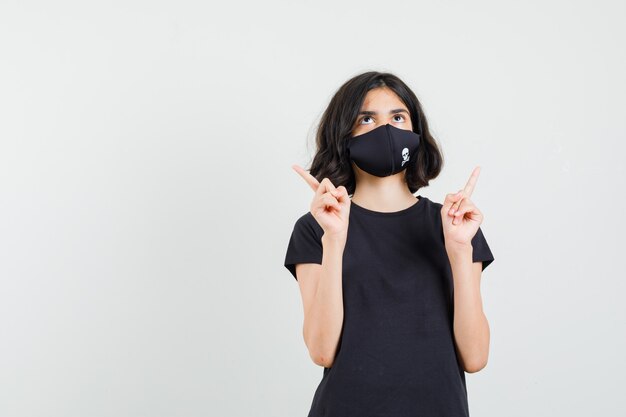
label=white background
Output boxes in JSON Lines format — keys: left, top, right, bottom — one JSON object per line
{"left": 1, "top": 0, "right": 624, "bottom": 416}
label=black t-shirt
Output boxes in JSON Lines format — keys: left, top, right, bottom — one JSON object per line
{"left": 283, "top": 194, "right": 495, "bottom": 417}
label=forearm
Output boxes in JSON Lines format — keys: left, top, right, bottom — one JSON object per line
{"left": 446, "top": 244, "right": 490, "bottom": 373}
{"left": 304, "top": 233, "right": 346, "bottom": 367}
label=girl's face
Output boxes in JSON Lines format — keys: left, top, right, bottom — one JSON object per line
{"left": 351, "top": 87, "right": 413, "bottom": 137}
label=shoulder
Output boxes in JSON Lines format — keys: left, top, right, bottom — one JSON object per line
{"left": 425, "top": 196, "right": 442, "bottom": 210}
{"left": 418, "top": 196, "right": 445, "bottom": 234}
{"left": 420, "top": 195, "right": 443, "bottom": 218}
{"left": 293, "top": 211, "right": 324, "bottom": 238}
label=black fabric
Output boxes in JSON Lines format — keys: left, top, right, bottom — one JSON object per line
{"left": 284, "top": 213, "right": 324, "bottom": 280}
{"left": 283, "top": 195, "right": 495, "bottom": 417}
{"left": 346, "top": 124, "right": 421, "bottom": 177}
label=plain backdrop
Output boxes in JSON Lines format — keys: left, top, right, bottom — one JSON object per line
{"left": 1, "top": 1, "right": 625, "bottom": 416}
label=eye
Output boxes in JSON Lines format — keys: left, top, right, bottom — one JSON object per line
{"left": 393, "top": 114, "right": 406, "bottom": 122}
{"left": 359, "top": 116, "right": 374, "bottom": 125}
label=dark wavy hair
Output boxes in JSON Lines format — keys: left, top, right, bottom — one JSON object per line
{"left": 308, "top": 71, "right": 443, "bottom": 195}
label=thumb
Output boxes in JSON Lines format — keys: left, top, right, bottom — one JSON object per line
{"left": 442, "top": 191, "right": 463, "bottom": 211}
{"left": 335, "top": 186, "right": 348, "bottom": 203}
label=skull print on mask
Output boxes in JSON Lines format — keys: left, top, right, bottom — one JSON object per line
{"left": 346, "top": 123, "right": 421, "bottom": 177}
{"left": 401, "top": 147, "right": 410, "bottom": 166}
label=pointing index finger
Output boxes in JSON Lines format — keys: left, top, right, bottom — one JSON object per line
{"left": 292, "top": 164, "right": 319, "bottom": 192}
{"left": 462, "top": 166, "right": 481, "bottom": 197}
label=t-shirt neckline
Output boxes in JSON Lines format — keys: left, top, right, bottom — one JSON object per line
{"left": 350, "top": 195, "right": 427, "bottom": 217}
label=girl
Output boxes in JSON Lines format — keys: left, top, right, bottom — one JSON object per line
{"left": 284, "top": 71, "right": 495, "bottom": 417}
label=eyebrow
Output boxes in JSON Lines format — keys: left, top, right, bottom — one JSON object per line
{"left": 358, "top": 108, "right": 409, "bottom": 115}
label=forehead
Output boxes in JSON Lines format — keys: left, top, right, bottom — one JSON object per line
{"left": 360, "top": 87, "right": 407, "bottom": 110}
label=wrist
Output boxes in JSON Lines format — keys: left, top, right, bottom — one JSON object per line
{"left": 445, "top": 242, "right": 472, "bottom": 258}
{"left": 322, "top": 232, "right": 347, "bottom": 247}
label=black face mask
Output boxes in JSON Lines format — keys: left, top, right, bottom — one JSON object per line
{"left": 346, "top": 124, "right": 421, "bottom": 177}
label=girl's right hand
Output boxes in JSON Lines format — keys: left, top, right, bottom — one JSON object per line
{"left": 292, "top": 164, "right": 350, "bottom": 239}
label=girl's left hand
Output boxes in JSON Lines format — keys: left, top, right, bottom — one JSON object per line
{"left": 441, "top": 166, "right": 483, "bottom": 248}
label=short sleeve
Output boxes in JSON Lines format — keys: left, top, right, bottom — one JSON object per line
{"left": 284, "top": 213, "right": 324, "bottom": 281}
{"left": 471, "top": 226, "right": 495, "bottom": 271}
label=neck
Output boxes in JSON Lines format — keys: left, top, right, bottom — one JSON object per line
{"left": 351, "top": 170, "right": 417, "bottom": 212}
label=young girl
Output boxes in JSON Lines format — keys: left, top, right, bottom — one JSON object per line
{"left": 284, "top": 71, "right": 495, "bottom": 417}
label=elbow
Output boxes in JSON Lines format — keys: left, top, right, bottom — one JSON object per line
{"left": 463, "top": 357, "right": 488, "bottom": 373}
{"left": 311, "top": 351, "right": 335, "bottom": 368}
{"left": 303, "top": 327, "right": 338, "bottom": 368}
{"left": 305, "top": 337, "right": 336, "bottom": 368}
